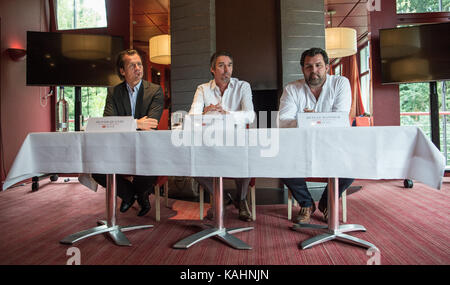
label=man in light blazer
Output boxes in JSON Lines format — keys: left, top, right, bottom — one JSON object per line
{"left": 92, "top": 49, "right": 164, "bottom": 217}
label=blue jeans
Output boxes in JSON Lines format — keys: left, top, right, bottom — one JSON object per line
{"left": 281, "top": 177, "right": 354, "bottom": 209}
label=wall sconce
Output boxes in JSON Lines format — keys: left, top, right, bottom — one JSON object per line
{"left": 7, "top": 48, "right": 27, "bottom": 61}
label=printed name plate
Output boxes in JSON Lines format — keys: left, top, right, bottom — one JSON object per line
{"left": 85, "top": 116, "right": 137, "bottom": 132}
{"left": 297, "top": 112, "right": 350, "bottom": 128}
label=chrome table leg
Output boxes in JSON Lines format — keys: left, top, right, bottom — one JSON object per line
{"left": 173, "top": 177, "right": 253, "bottom": 250}
{"left": 60, "top": 174, "right": 153, "bottom": 246}
{"left": 292, "top": 178, "right": 378, "bottom": 251}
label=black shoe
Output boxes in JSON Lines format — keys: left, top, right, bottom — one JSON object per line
{"left": 137, "top": 204, "right": 151, "bottom": 217}
{"left": 120, "top": 197, "right": 135, "bottom": 213}
{"left": 137, "top": 192, "right": 151, "bottom": 217}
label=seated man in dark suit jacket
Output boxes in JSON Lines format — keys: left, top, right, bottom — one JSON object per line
{"left": 92, "top": 49, "right": 164, "bottom": 217}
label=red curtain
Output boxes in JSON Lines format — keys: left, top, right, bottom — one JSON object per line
{"left": 341, "top": 54, "right": 365, "bottom": 118}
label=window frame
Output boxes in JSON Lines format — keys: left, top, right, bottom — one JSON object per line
{"left": 331, "top": 59, "right": 342, "bottom": 76}
{"left": 358, "top": 41, "right": 371, "bottom": 114}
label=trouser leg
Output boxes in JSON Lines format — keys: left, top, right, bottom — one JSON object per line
{"left": 281, "top": 178, "right": 314, "bottom": 207}
{"left": 132, "top": 175, "right": 157, "bottom": 208}
{"left": 194, "top": 177, "right": 214, "bottom": 195}
{"left": 132, "top": 175, "right": 157, "bottom": 196}
{"left": 92, "top": 173, "right": 134, "bottom": 203}
{"left": 194, "top": 177, "right": 250, "bottom": 202}
{"left": 318, "top": 178, "right": 354, "bottom": 209}
{"left": 234, "top": 178, "right": 250, "bottom": 201}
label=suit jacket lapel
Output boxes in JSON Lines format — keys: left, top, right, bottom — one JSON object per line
{"left": 120, "top": 82, "right": 133, "bottom": 116}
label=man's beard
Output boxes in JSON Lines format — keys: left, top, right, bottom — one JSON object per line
{"left": 306, "top": 73, "right": 325, "bottom": 87}
{"left": 221, "top": 73, "right": 231, "bottom": 83}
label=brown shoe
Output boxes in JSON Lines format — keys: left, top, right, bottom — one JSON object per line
{"left": 238, "top": 200, "right": 252, "bottom": 222}
{"left": 295, "top": 203, "right": 316, "bottom": 224}
{"left": 318, "top": 203, "right": 328, "bottom": 222}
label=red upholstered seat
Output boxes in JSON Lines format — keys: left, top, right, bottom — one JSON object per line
{"left": 157, "top": 109, "right": 169, "bottom": 130}
{"left": 154, "top": 109, "right": 170, "bottom": 221}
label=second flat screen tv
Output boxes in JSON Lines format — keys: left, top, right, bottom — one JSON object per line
{"left": 27, "top": 31, "right": 124, "bottom": 87}
{"left": 380, "top": 22, "right": 450, "bottom": 84}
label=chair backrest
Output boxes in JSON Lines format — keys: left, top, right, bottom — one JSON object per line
{"left": 351, "top": 116, "right": 373, "bottom": 127}
{"left": 355, "top": 116, "right": 373, "bottom": 126}
{"left": 157, "top": 109, "right": 169, "bottom": 130}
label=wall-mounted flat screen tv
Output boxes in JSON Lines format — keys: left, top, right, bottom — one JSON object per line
{"left": 27, "top": 31, "right": 124, "bottom": 87}
{"left": 380, "top": 22, "right": 450, "bottom": 84}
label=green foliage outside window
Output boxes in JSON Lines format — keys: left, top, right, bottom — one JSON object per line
{"left": 58, "top": 87, "right": 108, "bottom": 131}
{"left": 397, "top": 0, "right": 450, "bottom": 13}
{"left": 400, "top": 82, "right": 450, "bottom": 165}
{"left": 56, "top": 0, "right": 107, "bottom": 30}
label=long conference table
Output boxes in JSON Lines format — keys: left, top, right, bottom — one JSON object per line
{"left": 3, "top": 127, "right": 445, "bottom": 250}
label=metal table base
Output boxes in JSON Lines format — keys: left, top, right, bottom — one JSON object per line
{"left": 60, "top": 174, "right": 153, "bottom": 246}
{"left": 292, "top": 178, "right": 379, "bottom": 251}
{"left": 173, "top": 177, "right": 253, "bottom": 250}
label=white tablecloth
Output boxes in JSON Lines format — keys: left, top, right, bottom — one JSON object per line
{"left": 3, "top": 126, "right": 445, "bottom": 190}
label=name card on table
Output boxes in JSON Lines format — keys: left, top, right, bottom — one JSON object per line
{"left": 85, "top": 116, "right": 137, "bottom": 132}
{"left": 297, "top": 112, "right": 350, "bottom": 128}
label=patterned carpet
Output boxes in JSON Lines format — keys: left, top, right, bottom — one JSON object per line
{"left": 0, "top": 178, "right": 448, "bottom": 265}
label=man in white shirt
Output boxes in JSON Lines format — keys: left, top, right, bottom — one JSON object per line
{"left": 188, "top": 51, "right": 255, "bottom": 222}
{"left": 279, "top": 47, "right": 354, "bottom": 224}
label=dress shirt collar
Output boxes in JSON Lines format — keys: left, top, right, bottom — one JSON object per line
{"left": 126, "top": 80, "right": 142, "bottom": 94}
{"left": 210, "top": 78, "right": 236, "bottom": 92}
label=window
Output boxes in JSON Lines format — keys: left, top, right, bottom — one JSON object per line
{"left": 58, "top": 87, "right": 108, "bottom": 131}
{"left": 359, "top": 43, "right": 371, "bottom": 113}
{"left": 396, "top": 0, "right": 450, "bottom": 167}
{"left": 397, "top": 0, "right": 450, "bottom": 13}
{"left": 56, "top": 0, "right": 107, "bottom": 30}
{"left": 333, "top": 60, "right": 342, "bottom": 76}
{"left": 54, "top": 0, "right": 110, "bottom": 130}
{"left": 400, "top": 81, "right": 450, "bottom": 166}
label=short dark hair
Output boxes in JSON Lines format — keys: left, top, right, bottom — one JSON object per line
{"left": 300, "top": 47, "right": 329, "bottom": 67}
{"left": 210, "top": 51, "right": 233, "bottom": 70}
{"left": 116, "top": 49, "right": 142, "bottom": 80}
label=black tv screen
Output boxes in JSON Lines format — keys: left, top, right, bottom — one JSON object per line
{"left": 27, "top": 31, "right": 124, "bottom": 87}
{"left": 380, "top": 22, "right": 450, "bottom": 84}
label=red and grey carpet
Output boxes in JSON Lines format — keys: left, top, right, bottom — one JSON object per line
{"left": 0, "top": 178, "right": 448, "bottom": 265}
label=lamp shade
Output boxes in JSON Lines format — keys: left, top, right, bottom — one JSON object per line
{"left": 149, "top": 34, "right": 171, "bottom": 65}
{"left": 325, "top": 27, "right": 357, "bottom": 58}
